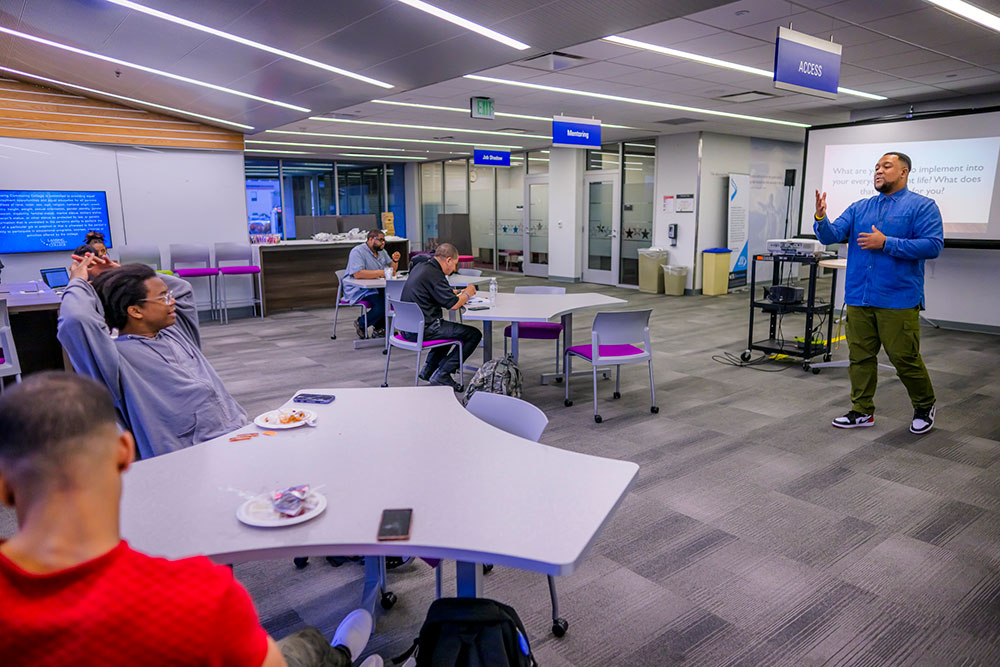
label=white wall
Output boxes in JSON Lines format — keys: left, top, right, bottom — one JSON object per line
{"left": 547, "top": 148, "right": 585, "bottom": 280}
{"left": 0, "top": 137, "right": 248, "bottom": 308}
{"left": 653, "top": 133, "right": 700, "bottom": 289}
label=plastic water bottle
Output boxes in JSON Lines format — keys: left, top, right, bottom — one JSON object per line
{"left": 489, "top": 277, "right": 498, "bottom": 306}
{"left": 384, "top": 266, "right": 392, "bottom": 280}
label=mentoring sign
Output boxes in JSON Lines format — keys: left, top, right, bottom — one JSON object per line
{"left": 552, "top": 116, "right": 601, "bottom": 149}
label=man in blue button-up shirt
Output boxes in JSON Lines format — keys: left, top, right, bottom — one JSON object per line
{"left": 814, "top": 151, "right": 943, "bottom": 435}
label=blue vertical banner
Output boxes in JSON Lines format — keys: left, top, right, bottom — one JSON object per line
{"left": 551, "top": 116, "right": 601, "bottom": 149}
{"left": 728, "top": 174, "right": 750, "bottom": 289}
{"left": 773, "top": 26, "right": 842, "bottom": 99}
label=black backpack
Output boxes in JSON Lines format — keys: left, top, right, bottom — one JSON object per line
{"left": 394, "top": 598, "right": 537, "bottom": 667}
{"left": 462, "top": 354, "right": 523, "bottom": 405}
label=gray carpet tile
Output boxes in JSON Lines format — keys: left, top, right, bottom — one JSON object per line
{"left": 3, "top": 271, "right": 1000, "bottom": 665}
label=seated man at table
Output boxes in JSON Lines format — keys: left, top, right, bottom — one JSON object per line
{"left": 344, "top": 229, "right": 400, "bottom": 339}
{"left": 57, "top": 253, "right": 248, "bottom": 459}
{"left": 400, "top": 243, "right": 481, "bottom": 391}
{"left": 0, "top": 373, "right": 383, "bottom": 667}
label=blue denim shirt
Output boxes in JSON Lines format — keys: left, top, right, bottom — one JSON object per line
{"left": 343, "top": 242, "right": 391, "bottom": 303}
{"left": 814, "top": 187, "right": 943, "bottom": 308}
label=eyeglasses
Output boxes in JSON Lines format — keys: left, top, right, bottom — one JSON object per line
{"left": 139, "top": 290, "right": 175, "bottom": 305}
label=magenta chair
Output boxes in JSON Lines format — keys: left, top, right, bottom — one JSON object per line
{"left": 382, "top": 299, "right": 465, "bottom": 389}
{"left": 564, "top": 309, "right": 658, "bottom": 423}
{"left": 504, "top": 285, "right": 566, "bottom": 377}
{"left": 169, "top": 244, "right": 219, "bottom": 319}
{"left": 214, "top": 242, "right": 262, "bottom": 324}
{"left": 331, "top": 269, "right": 371, "bottom": 340}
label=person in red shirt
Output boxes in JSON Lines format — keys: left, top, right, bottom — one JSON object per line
{"left": 0, "top": 372, "right": 382, "bottom": 667}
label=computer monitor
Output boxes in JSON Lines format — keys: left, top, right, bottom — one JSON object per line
{"left": 39, "top": 267, "right": 70, "bottom": 289}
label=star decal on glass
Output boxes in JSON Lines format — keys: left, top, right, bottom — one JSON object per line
{"left": 625, "top": 228, "right": 634, "bottom": 238}
{"left": 512, "top": 226, "right": 518, "bottom": 233}
{"left": 641, "top": 229, "right": 650, "bottom": 239}
{"left": 502, "top": 225, "right": 508, "bottom": 233}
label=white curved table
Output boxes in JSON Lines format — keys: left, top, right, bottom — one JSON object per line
{"left": 121, "top": 387, "right": 638, "bottom": 621}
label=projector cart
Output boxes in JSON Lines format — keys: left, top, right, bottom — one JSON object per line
{"left": 742, "top": 254, "right": 836, "bottom": 373}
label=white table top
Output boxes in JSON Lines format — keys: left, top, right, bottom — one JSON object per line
{"left": 343, "top": 275, "right": 490, "bottom": 289}
{"left": 460, "top": 292, "right": 627, "bottom": 323}
{"left": 818, "top": 258, "right": 847, "bottom": 269}
{"left": 120, "top": 387, "right": 638, "bottom": 575}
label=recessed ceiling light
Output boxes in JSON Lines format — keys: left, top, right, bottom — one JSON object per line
{"left": 924, "top": 0, "right": 1000, "bottom": 32}
{"left": 336, "top": 153, "right": 427, "bottom": 160}
{"left": 308, "top": 116, "right": 549, "bottom": 138}
{"left": 464, "top": 74, "right": 811, "bottom": 128}
{"left": 370, "top": 99, "right": 637, "bottom": 129}
{"left": 395, "top": 0, "right": 529, "bottom": 50}
{"left": 0, "top": 65, "right": 253, "bottom": 129}
{"left": 0, "top": 26, "right": 310, "bottom": 112}
{"left": 265, "top": 129, "right": 522, "bottom": 149}
{"left": 603, "top": 35, "right": 886, "bottom": 101}
{"left": 105, "top": 0, "right": 393, "bottom": 88}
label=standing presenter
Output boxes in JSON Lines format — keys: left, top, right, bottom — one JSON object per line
{"left": 814, "top": 151, "right": 943, "bottom": 434}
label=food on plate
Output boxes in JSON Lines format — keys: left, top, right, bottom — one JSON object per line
{"left": 271, "top": 484, "right": 311, "bottom": 517}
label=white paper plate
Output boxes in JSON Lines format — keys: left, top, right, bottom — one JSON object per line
{"left": 236, "top": 491, "right": 327, "bottom": 528}
{"left": 253, "top": 408, "right": 316, "bottom": 429}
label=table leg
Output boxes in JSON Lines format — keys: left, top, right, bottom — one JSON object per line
{"left": 511, "top": 322, "right": 519, "bottom": 363}
{"left": 360, "top": 556, "right": 384, "bottom": 625}
{"left": 455, "top": 561, "right": 483, "bottom": 597}
{"left": 482, "top": 321, "right": 493, "bottom": 364}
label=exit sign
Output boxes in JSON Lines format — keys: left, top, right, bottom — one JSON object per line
{"left": 471, "top": 96, "right": 494, "bottom": 120}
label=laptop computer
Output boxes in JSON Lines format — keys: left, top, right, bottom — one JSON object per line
{"left": 39, "top": 267, "right": 71, "bottom": 293}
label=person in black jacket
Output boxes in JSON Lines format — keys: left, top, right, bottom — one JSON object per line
{"left": 400, "top": 243, "right": 481, "bottom": 390}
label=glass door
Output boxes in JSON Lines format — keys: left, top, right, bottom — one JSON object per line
{"left": 582, "top": 172, "right": 621, "bottom": 285}
{"left": 523, "top": 175, "right": 549, "bottom": 277}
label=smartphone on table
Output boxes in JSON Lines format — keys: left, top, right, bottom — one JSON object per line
{"left": 292, "top": 393, "right": 336, "bottom": 404}
{"left": 377, "top": 509, "right": 413, "bottom": 541}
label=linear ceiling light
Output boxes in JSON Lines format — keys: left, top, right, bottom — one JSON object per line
{"left": 105, "top": 0, "right": 393, "bottom": 89}
{"left": 246, "top": 140, "right": 399, "bottom": 151}
{"left": 603, "top": 35, "right": 886, "bottom": 101}
{"left": 309, "top": 116, "right": 548, "bottom": 138}
{"left": 395, "top": 0, "right": 529, "bottom": 50}
{"left": 0, "top": 26, "right": 310, "bottom": 112}
{"left": 245, "top": 149, "right": 312, "bottom": 154}
{"left": 0, "top": 65, "right": 253, "bottom": 129}
{"left": 464, "top": 74, "right": 810, "bottom": 128}
{"left": 266, "top": 129, "right": 522, "bottom": 149}
{"left": 370, "top": 100, "right": 636, "bottom": 129}
{"left": 336, "top": 153, "right": 427, "bottom": 160}
{"left": 925, "top": 0, "right": 1000, "bottom": 32}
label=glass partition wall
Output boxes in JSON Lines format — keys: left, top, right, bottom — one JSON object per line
{"left": 244, "top": 159, "right": 406, "bottom": 240}
{"left": 414, "top": 140, "right": 656, "bottom": 279}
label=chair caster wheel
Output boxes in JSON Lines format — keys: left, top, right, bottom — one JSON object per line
{"left": 564, "top": 399, "right": 573, "bottom": 407}
{"left": 293, "top": 557, "right": 309, "bottom": 569}
{"left": 483, "top": 563, "right": 494, "bottom": 574}
{"left": 555, "top": 377, "right": 563, "bottom": 383}
{"left": 382, "top": 349, "right": 388, "bottom": 355}
{"left": 812, "top": 368, "right": 821, "bottom": 375}
{"left": 552, "top": 618, "right": 568, "bottom": 637}
{"left": 651, "top": 406, "right": 659, "bottom": 414}
{"left": 613, "top": 391, "right": 621, "bottom": 399}
{"left": 457, "top": 385, "right": 464, "bottom": 393}
{"left": 380, "top": 592, "right": 397, "bottom": 610}
{"left": 380, "top": 383, "right": 388, "bottom": 388}
{"left": 594, "top": 415, "right": 602, "bottom": 424}
{"left": 331, "top": 335, "right": 337, "bottom": 340}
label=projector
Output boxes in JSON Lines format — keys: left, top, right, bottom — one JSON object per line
{"left": 766, "top": 238, "right": 824, "bottom": 256}
{"left": 767, "top": 285, "right": 804, "bottom": 304}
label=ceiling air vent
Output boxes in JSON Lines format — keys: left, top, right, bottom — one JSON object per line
{"left": 656, "top": 117, "right": 702, "bottom": 125}
{"left": 517, "top": 51, "right": 590, "bottom": 72}
{"left": 715, "top": 91, "right": 777, "bottom": 103}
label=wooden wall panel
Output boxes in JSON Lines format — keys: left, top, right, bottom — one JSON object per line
{"left": 0, "top": 77, "right": 244, "bottom": 150}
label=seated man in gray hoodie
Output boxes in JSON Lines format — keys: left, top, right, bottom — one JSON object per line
{"left": 57, "top": 253, "right": 247, "bottom": 458}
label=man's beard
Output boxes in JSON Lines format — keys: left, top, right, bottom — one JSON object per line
{"left": 875, "top": 180, "right": 893, "bottom": 193}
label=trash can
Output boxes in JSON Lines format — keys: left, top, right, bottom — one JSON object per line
{"left": 662, "top": 265, "right": 688, "bottom": 296}
{"left": 702, "top": 248, "right": 732, "bottom": 295}
{"left": 637, "top": 247, "right": 669, "bottom": 294}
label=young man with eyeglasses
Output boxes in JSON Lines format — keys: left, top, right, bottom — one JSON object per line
{"left": 57, "top": 254, "right": 247, "bottom": 458}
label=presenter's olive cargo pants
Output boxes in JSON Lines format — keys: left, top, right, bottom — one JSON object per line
{"left": 846, "top": 305, "right": 935, "bottom": 415}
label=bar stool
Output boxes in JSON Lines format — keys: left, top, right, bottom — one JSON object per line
{"left": 118, "top": 244, "right": 174, "bottom": 276}
{"left": 169, "top": 244, "right": 219, "bottom": 319}
{"left": 214, "top": 242, "right": 263, "bottom": 324}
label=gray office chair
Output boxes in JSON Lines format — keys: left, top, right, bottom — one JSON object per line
{"left": 504, "top": 285, "right": 566, "bottom": 375}
{"left": 382, "top": 299, "right": 465, "bottom": 389}
{"left": 564, "top": 309, "right": 658, "bottom": 423}
{"left": 332, "top": 269, "right": 370, "bottom": 340}
{"left": 382, "top": 278, "right": 406, "bottom": 354}
{"left": 463, "top": 392, "right": 568, "bottom": 637}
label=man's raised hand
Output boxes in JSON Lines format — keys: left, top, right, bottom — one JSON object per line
{"left": 815, "top": 190, "right": 827, "bottom": 219}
